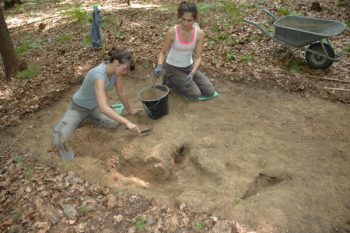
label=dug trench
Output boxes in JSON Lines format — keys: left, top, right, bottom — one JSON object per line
{"left": 1, "top": 66, "right": 350, "bottom": 233}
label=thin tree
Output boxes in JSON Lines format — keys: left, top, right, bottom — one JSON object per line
{"left": 0, "top": 7, "right": 19, "bottom": 80}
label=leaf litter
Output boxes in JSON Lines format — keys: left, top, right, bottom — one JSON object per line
{"left": 0, "top": 149, "right": 248, "bottom": 232}
{"left": 0, "top": 0, "right": 349, "bottom": 232}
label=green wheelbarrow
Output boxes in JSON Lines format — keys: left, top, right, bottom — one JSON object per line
{"left": 244, "top": 10, "right": 347, "bottom": 69}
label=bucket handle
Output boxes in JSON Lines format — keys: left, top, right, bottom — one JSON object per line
{"left": 142, "top": 98, "right": 161, "bottom": 118}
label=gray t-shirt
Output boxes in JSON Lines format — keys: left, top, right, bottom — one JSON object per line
{"left": 73, "top": 62, "right": 116, "bottom": 109}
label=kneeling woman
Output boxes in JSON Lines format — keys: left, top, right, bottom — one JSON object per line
{"left": 52, "top": 48, "right": 140, "bottom": 150}
{"left": 154, "top": 1, "right": 216, "bottom": 99}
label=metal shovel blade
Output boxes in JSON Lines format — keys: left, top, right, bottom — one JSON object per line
{"left": 59, "top": 149, "right": 75, "bottom": 161}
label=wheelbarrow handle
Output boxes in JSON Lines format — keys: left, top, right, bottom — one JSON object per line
{"left": 243, "top": 19, "right": 273, "bottom": 39}
{"left": 262, "top": 9, "right": 277, "bottom": 23}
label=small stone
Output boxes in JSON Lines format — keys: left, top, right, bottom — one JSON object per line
{"left": 89, "top": 219, "right": 100, "bottom": 231}
{"left": 73, "top": 177, "right": 83, "bottom": 184}
{"left": 146, "top": 215, "right": 155, "bottom": 225}
{"left": 114, "top": 214, "right": 124, "bottom": 223}
{"left": 128, "top": 226, "right": 136, "bottom": 233}
{"left": 25, "top": 186, "right": 32, "bottom": 193}
{"left": 67, "top": 219, "right": 76, "bottom": 225}
{"left": 61, "top": 204, "right": 77, "bottom": 219}
{"left": 211, "top": 216, "right": 218, "bottom": 222}
{"left": 74, "top": 223, "right": 87, "bottom": 233}
{"left": 179, "top": 203, "right": 186, "bottom": 211}
{"left": 107, "top": 194, "right": 117, "bottom": 208}
{"left": 102, "top": 228, "right": 113, "bottom": 233}
{"left": 212, "top": 220, "right": 234, "bottom": 233}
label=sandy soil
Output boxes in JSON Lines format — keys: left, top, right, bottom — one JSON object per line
{"left": 1, "top": 67, "right": 350, "bottom": 233}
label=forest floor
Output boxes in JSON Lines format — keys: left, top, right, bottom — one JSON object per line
{"left": 0, "top": 0, "right": 350, "bottom": 232}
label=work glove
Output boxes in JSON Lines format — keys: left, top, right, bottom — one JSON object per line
{"left": 185, "top": 72, "right": 194, "bottom": 87}
{"left": 153, "top": 64, "right": 164, "bottom": 78}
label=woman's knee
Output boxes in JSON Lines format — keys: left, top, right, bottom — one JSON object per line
{"left": 99, "top": 119, "right": 119, "bottom": 128}
{"left": 201, "top": 86, "right": 215, "bottom": 97}
{"left": 52, "top": 131, "right": 64, "bottom": 149}
{"left": 183, "top": 87, "right": 201, "bottom": 99}
{"left": 52, "top": 123, "right": 65, "bottom": 149}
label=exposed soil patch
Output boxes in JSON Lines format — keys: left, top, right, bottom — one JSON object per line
{"left": 241, "top": 173, "right": 291, "bottom": 200}
{"left": 1, "top": 66, "right": 349, "bottom": 233}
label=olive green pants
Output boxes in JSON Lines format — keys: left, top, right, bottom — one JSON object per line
{"left": 52, "top": 101, "right": 118, "bottom": 149}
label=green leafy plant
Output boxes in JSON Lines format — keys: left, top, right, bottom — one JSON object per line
{"left": 217, "top": 32, "right": 229, "bottom": 41}
{"left": 250, "top": 35, "right": 258, "bottom": 43}
{"left": 12, "top": 211, "right": 21, "bottom": 221}
{"left": 208, "top": 39, "right": 218, "bottom": 49}
{"left": 25, "top": 11, "right": 35, "bottom": 17}
{"left": 278, "top": 7, "right": 290, "bottom": 16}
{"left": 63, "top": 4, "right": 91, "bottom": 23}
{"left": 112, "top": 30, "right": 125, "bottom": 40}
{"left": 192, "top": 221, "right": 203, "bottom": 231}
{"left": 285, "top": 60, "right": 305, "bottom": 73}
{"left": 55, "top": 34, "right": 72, "bottom": 44}
{"left": 16, "top": 38, "right": 33, "bottom": 54}
{"left": 82, "top": 36, "right": 92, "bottom": 48}
{"left": 289, "top": 64, "right": 302, "bottom": 73}
{"left": 197, "top": 2, "right": 222, "bottom": 15}
{"left": 290, "top": 11, "right": 303, "bottom": 16}
{"left": 25, "top": 168, "right": 34, "bottom": 178}
{"left": 143, "top": 62, "right": 150, "bottom": 69}
{"left": 239, "top": 54, "right": 254, "bottom": 63}
{"left": 16, "top": 37, "right": 42, "bottom": 55}
{"left": 135, "top": 216, "right": 146, "bottom": 231}
{"left": 223, "top": 0, "right": 242, "bottom": 24}
{"left": 14, "top": 3, "right": 23, "bottom": 13}
{"left": 116, "top": 188, "right": 125, "bottom": 193}
{"left": 226, "top": 51, "right": 236, "bottom": 61}
{"left": 14, "top": 155, "right": 22, "bottom": 164}
{"left": 17, "top": 65, "right": 40, "bottom": 79}
{"left": 29, "top": 38, "right": 42, "bottom": 49}
{"left": 345, "top": 18, "right": 350, "bottom": 27}
{"left": 242, "top": 2, "right": 261, "bottom": 9}
{"left": 101, "top": 15, "right": 117, "bottom": 28}
{"left": 234, "top": 198, "right": 240, "bottom": 205}
{"left": 79, "top": 207, "right": 93, "bottom": 214}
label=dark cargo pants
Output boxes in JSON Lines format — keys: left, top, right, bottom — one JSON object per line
{"left": 163, "top": 63, "right": 215, "bottom": 99}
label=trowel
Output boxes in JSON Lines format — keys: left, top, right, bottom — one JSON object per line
{"left": 140, "top": 127, "right": 152, "bottom": 135}
{"left": 59, "top": 144, "right": 75, "bottom": 161}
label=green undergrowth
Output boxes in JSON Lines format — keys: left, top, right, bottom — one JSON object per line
{"left": 62, "top": 3, "right": 91, "bottom": 23}
{"left": 16, "top": 65, "right": 40, "bottom": 79}
{"left": 285, "top": 60, "right": 305, "bottom": 73}
{"left": 82, "top": 35, "right": 92, "bottom": 48}
{"left": 345, "top": 18, "right": 350, "bottom": 27}
{"left": 55, "top": 34, "right": 73, "bottom": 44}
{"left": 16, "top": 37, "right": 42, "bottom": 55}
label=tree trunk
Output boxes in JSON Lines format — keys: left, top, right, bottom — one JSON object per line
{"left": 0, "top": 7, "right": 18, "bottom": 80}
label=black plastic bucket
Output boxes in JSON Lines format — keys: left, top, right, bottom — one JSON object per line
{"left": 138, "top": 85, "right": 170, "bottom": 120}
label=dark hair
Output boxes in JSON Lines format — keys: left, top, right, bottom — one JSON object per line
{"left": 108, "top": 48, "right": 135, "bottom": 71}
{"left": 177, "top": 1, "right": 197, "bottom": 20}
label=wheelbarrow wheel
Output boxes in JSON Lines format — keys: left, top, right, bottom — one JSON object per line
{"left": 305, "top": 43, "right": 335, "bottom": 69}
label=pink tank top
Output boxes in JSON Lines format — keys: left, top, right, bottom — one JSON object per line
{"left": 166, "top": 25, "right": 198, "bottom": 67}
